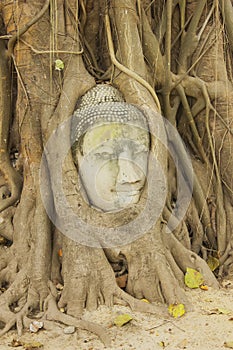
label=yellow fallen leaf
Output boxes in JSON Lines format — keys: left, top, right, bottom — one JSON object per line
{"left": 158, "top": 341, "right": 165, "bottom": 348}
{"left": 200, "top": 285, "right": 208, "bottom": 291}
{"left": 184, "top": 267, "right": 204, "bottom": 288}
{"left": 141, "top": 298, "right": 150, "bottom": 303}
{"left": 114, "top": 314, "right": 133, "bottom": 327}
{"left": 224, "top": 341, "right": 233, "bottom": 348}
{"left": 168, "top": 303, "right": 185, "bottom": 318}
{"left": 218, "top": 308, "right": 231, "bottom": 315}
{"left": 207, "top": 256, "right": 220, "bottom": 271}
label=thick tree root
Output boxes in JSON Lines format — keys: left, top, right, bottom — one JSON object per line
{"left": 43, "top": 284, "right": 165, "bottom": 346}
{"left": 0, "top": 269, "right": 29, "bottom": 336}
{"left": 0, "top": 40, "right": 23, "bottom": 213}
{"left": 0, "top": 313, "right": 17, "bottom": 337}
{"left": 0, "top": 279, "right": 111, "bottom": 347}
{"left": 44, "top": 292, "right": 111, "bottom": 347}
{"left": 0, "top": 246, "right": 17, "bottom": 286}
{"left": 163, "top": 230, "right": 219, "bottom": 289}
{"left": 0, "top": 206, "right": 15, "bottom": 241}
{"left": 115, "top": 288, "right": 167, "bottom": 315}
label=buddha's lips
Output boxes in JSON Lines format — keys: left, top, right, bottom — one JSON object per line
{"left": 116, "top": 190, "right": 141, "bottom": 196}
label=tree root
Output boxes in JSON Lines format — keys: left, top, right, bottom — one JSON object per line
{"left": 0, "top": 313, "right": 17, "bottom": 337}
{"left": 7, "top": 0, "right": 50, "bottom": 56}
{"left": 0, "top": 282, "right": 112, "bottom": 346}
{"left": 0, "top": 206, "right": 15, "bottom": 241}
{"left": 44, "top": 286, "right": 111, "bottom": 347}
{"left": 106, "top": 4, "right": 161, "bottom": 112}
{"left": 163, "top": 230, "right": 219, "bottom": 289}
{"left": 1, "top": 279, "right": 111, "bottom": 347}
{"left": 0, "top": 39, "right": 23, "bottom": 213}
{"left": 0, "top": 273, "right": 166, "bottom": 348}
{"left": 0, "top": 269, "right": 29, "bottom": 336}
{"left": 0, "top": 246, "right": 17, "bottom": 287}
{"left": 49, "top": 281, "right": 166, "bottom": 345}
{"left": 115, "top": 288, "right": 166, "bottom": 315}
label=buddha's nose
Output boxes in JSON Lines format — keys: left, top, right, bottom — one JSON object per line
{"left": 117, "top": 152, "right": 142, "bottom": 185}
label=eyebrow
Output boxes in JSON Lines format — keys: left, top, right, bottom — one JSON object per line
{"left": 93, "top": 146, "right": 115, "bottom": 154}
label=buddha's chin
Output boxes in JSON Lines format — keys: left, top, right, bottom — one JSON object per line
{"left": 90, "top": 191, "right": 142, "bottom": 213}
{"left": 113, "top": 191, "right": 141, "bottom": 210}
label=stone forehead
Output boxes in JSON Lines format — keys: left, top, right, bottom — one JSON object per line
{"left": 71, "top": 102, "right": 148, "bottom": 143}
{"left": 71, "top": 84, "right": 148, "bottom": 143}
{"left": 77, "top": 84, "right": 125, "bottom": 108}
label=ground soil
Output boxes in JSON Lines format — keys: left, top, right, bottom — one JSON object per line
{"left": 1, "top": 280, "right": 233, "bottom": 350}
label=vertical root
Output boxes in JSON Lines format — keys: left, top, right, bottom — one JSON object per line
{"left": 44, "top": 287, "right": 111, "bottom": 347}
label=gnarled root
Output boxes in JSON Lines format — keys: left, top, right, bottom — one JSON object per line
{"left": 0, "top": 269, "right": 29, "bottom": 336}
{"left": 117, "top": 224, "right": 189, "bottom": 308}
{"left": 0, "top": 273, "right": 112, "bottom": 346}
{"left": 0, "top": 206, "right": 15, "bottom": 241}
{"left": 163, "top": 228, "right": 219, "bottom": 289}
{"left": 59, "top": 238, "right": 165, "bottom": 317}
{"left": 0, "top": 246, "right": 18, "bottom": 288}
{"left": 43, "top": 282, "right": 111, "bottom": 347}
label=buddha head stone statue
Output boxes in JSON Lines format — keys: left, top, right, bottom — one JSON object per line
{"left": 71, "top": 84, "right": 150, "bottom": 212}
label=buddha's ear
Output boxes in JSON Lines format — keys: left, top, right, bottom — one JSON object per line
{"left": 71, "top": 132, "right": 85, "bottom": 157}
{"left": 71, "top": 142, "right": 81, "bottom": 167}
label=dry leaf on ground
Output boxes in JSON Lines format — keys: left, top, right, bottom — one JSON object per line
{"left": 184, "top": 268, "right": 204, "bottom": 289}
{"left": 207, "top": 256, "right": 220, "bottom": 271}
{"left": 114, "top": 314, "right": 133, "bottom": 327}
{"left": 224, "top": 341, "right": 233, "bottom": 348}
{"left": 168, "top": 304, "right": 185, "bottom": 318}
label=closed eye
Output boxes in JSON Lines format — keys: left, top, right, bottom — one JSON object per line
{"left": 133, "top": 148, "right": 148, "bottom": 156}
{"left": 94, "top": 152, "right": 115, "bottom": 159}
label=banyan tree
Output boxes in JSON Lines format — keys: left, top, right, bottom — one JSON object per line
{"left": 0, "top": 0, "right": 232, "bottom": 345}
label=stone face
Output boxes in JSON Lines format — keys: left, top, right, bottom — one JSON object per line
{"left": 71, "top": 84, "right": 150, "bottom": 213}
{"left": 76, "top": 123, "right": 149, "bottom": 212}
